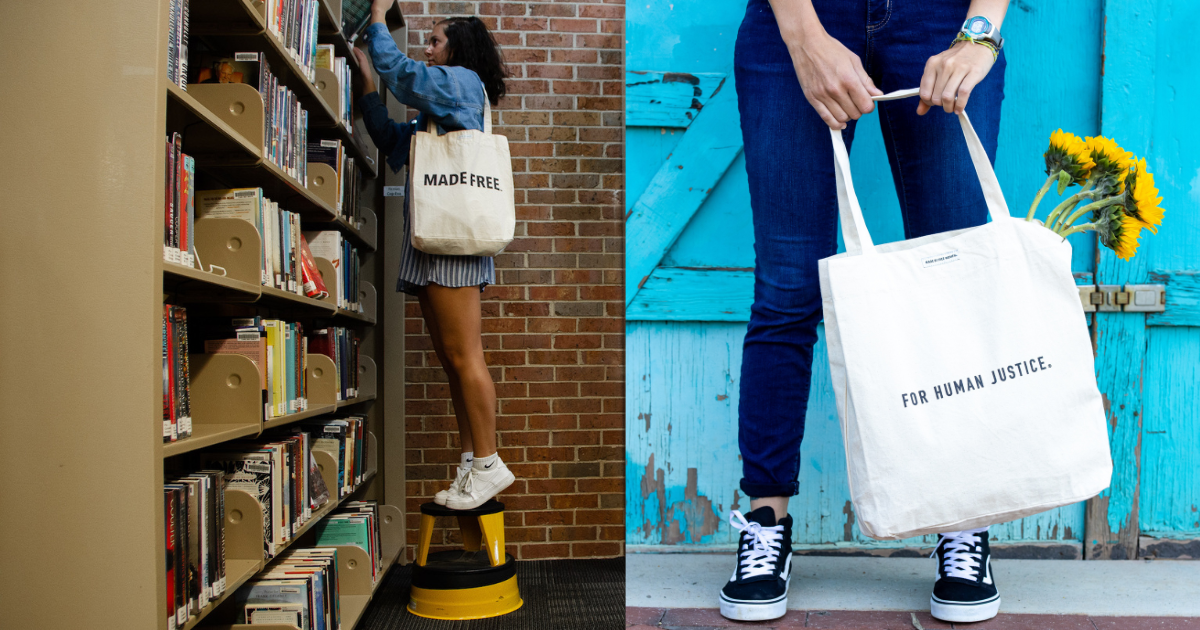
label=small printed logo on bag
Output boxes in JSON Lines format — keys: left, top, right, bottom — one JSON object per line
{"left": 921, "top": 250, "right": 960, "bottom": 268}
{"left": 423, "top": 171, "right": 502, "bottom": 191}
{"left": 900, "top": 356, "right": 1053, "bottom": 408}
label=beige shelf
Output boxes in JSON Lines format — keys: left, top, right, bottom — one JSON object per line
{"left": 261, "top": 403, "right": 338, "bottom": 431}
{"left": 258, "top": 285, "right": 338, "bottom": 314}
{"left": 336, "top": 393, "right": 376, "bottom": 408}
{"left": 163, "top": 261, "right": 262, "bottom": 302}
{"left": 163, "top": 422, "right": 261, "bottom": 458}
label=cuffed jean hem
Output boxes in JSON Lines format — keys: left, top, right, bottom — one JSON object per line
{"left": 740, "top": 479, "right": 800, "bottom": 499}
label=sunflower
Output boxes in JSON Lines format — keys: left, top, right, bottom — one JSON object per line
{"left": 1085, "top": 136, "right": 1134, "bottom": 196}
{"left": 1123, "top": 157, "right": 1164, "bottom": 234}
{"left": 1093, "top": 204, "right": 1143, "bottom": 261}
{"left": 1044, "top": 129, "right": 1094, "bottom": 184}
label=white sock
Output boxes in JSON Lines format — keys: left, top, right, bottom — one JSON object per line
{"left": 473, "top": 452, "right": 499, "bottom": 471}
{"left": 460, "top": 451, "right": 474, "bottom": 472}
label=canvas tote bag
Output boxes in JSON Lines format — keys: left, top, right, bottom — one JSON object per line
{"left": 408, "top": 83, "right": 515, "bottom": 256}
{"left": 818, "top": 88, "right": 1112, "bottom": 540}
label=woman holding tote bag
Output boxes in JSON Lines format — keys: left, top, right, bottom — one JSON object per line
{"left": 719, "top": 0, "right": 1026, "bottom": 624}
{"left": 354, "top": 0, "right": 514, "bottom": 510}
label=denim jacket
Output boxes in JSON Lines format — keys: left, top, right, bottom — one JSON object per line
{"left": 361, "top": 22, "right": 488, "bottom": 173}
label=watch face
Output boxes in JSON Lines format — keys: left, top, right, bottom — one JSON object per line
{"left": 968, "top": 17, "right": 990, "bottom": 34}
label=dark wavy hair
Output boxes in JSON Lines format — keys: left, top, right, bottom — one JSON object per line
{"left": 439, "top": 17, "right": 508, "bottom": 106}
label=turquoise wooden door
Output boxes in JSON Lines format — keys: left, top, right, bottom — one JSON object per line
{"left": 626, "top": 0, "right": 1200, "bottom": 558}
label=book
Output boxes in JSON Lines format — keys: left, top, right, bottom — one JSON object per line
{"left": 231, "top": 579, "right": 312, "bottom": 628}
{"left": 163, "top": 304, "right": 192, "bottom": 442}
{"left": 202, "top": 451, "right": 277, "bottom": 558}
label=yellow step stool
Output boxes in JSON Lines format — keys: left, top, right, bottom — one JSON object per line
{"left": 408, "top": 499, "right": 523, "bottom": 620}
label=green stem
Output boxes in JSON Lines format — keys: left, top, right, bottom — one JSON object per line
{"left": 1052, "top": 181, "right": 1097, "bottom": 232}
{"left": 1059, "top": 223, "right": 1096, "bottom": 239}
{"left": 1027, "top": 173, "right": 1058, "bottom": 221}
{"left": 1056, "top": 194, "right": 1126, "bottom": 234}
{"left": 1044, "top": 191, "right": 1093, "bottom": 233}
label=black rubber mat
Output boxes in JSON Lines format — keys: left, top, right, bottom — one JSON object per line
{"left": 357, "top": 557, "right": 625, "bottom": 630}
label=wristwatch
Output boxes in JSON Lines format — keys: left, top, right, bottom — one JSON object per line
{"left": 960, "top": 16, "right": 1003, "bottom": 50}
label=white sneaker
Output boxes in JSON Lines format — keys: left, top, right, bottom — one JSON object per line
{"left": 445, "top": 459, "right": 515, "bottom": 510}
{"left": 434, "top": 466, "right": 471, "bottom": 505}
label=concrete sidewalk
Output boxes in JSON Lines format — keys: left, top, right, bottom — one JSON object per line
{"left": 627, "top": 553, "right": 1200, "bottom": 627}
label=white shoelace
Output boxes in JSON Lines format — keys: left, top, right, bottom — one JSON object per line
{"left": 932, "top": 529, "right": 986, "bottom": 580}
{"left": 730, "top": 510, "right": 785, "bottom": 579}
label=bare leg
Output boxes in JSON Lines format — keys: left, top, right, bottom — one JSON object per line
{"left": 751, "top": 497, "right": 789, "bottom": 522}
{"left": 419, "top": 283, "right": 497, "bottom": 456}
{"left": 417, "top": 290, "right": 474, "bottom": 453}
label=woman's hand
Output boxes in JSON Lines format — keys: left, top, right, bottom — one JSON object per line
{"left": 787, "top": 27, "right": 882, "bottom": 130}
{"left": 353, "top": 47, "right": 377, "bottom": 95}
{"left": 918, "top": 41, "right": 996, "bottom": 115}
{"left": 370, "top": 0, "right": 393, "bottom": 24}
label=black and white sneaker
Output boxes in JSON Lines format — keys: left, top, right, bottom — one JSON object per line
{"left": 930, "top": 527, "right": 1001, "bottom": 623}
{"left": 718, "top": 506, "right": 793, "bottom": 621}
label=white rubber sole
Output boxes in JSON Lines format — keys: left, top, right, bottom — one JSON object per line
{"left": 930, "top": 595, "right": 1001, "bottom": 623}
{"left": 718, "top": 593, "right": 788, "bottom": 621}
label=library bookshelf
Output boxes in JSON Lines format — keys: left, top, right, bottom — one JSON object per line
{"left": 0, "top": 2, "right": 407, "bottom": 629}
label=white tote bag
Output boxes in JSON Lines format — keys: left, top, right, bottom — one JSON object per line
{"left": 409, "top": 83, "right": 515, "bottom": 256}
{"left": 818, "top": 89, "right": 1112, "bottom": 540}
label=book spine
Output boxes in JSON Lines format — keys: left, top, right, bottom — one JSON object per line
{"left": 167, "top": 0, "right": 178, "bottom": 86}
{"left": 184, "top": 155, "right": 196, "bottom": 267}
{"left": 164, "top": 489, "right": 177, "bottom": 630}
{"left": 173, "top": 133, "right": 183, "bottom": 263}
{"left": 177, "top": 153, "right": 188, "bottom": 267}
{"left": 214, "top": 471, "right": 226, "bottom": 594}
{"left": 164, "top": 138, "right": 174, "bottom": 263}
{"left": 178, "top": 306, "right": 192, "bottom": 437}
{"left": 163, "top": 306, "right": 172, "bottom": 442}
{"left": 165, "top": 304, "right": 178, "bottom": 442}
{"left": 179, "top": 0, "right": 189, "bottom": 90}
{"left": 173, "top": 488, "right": 187, "bottom": 624}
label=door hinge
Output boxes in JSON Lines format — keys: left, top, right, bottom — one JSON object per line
{"left": 1077, "top": 284, "right": 1165, "bottom": 313}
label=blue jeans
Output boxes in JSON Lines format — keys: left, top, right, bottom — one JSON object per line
{"left": 735, "top": 0, "right": 1007, "bottom": 498}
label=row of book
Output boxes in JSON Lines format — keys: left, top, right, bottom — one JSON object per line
{"left": 196, "top": 417, "right": 370, "bottom": 562}
{"left": 264, "top": 0, "right": 321, "bottom": 83}
{"left": 164, "top": 469, "right": 226, "bottom": 629}
{"left": 308, "top": 230, "right": 363, "bottom": 313}
{"left": 167, "top": 0, "right": 189, "bottom": 90}
{"left": 228, "top": 500, "right": 383, "bottom": 629}
{"left": 195, "top": 52, "right": 309, "bottom": 183}
{"left": 164, "top": 304, "right": 193, "bottom": 443}
{"left": 164, "top": 133, "right": 197, "bottom": 267}
{"left": 193, "top": 187, "right": 327, "bottom": 300}
{"left": 231, "top": 318, "right": 310, "bottom": 420}
{"left": 163, "top": 311, "right": 364, "bottom": 442}
{"left": 308, "top": 139, "right": 364, "bottom": 224}
{"left": 310, "top": 326, "right": 361, "bottom": 402}
{"left": 316, "top": 45, "right": 354, "bottom": 131}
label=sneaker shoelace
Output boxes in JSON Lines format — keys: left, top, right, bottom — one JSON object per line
{"left": 932, "top": 529, "right": 984, "bottom": 580}
{"left": 458, "top": 470, "right": 477, "bottom": 495}
{"left": 729, "top": 510, "right": 785, "bottom": 579}
{"left": 452, "top": 467, "right": 471, "bottom": 492}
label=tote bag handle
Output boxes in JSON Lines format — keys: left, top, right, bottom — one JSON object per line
{"left": 424, "top": 80, "right": 492, "bottom": 134}
{"left": 831, "top": 88, "right": 1010, "bottom": 256}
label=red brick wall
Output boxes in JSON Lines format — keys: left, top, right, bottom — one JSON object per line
{"left": 398, "top": 0, "right": 625, "bottom": 560}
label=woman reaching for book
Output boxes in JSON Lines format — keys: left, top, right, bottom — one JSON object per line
{"left": 353, "top": 0, "right": 512, "bottom": 511}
